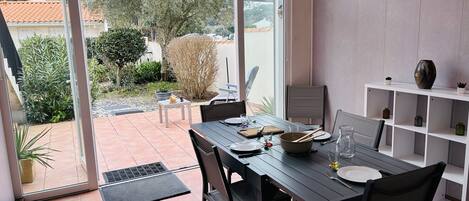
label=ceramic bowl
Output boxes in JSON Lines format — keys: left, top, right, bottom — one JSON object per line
{"left": 280, "top": 132, "right": 313, "bottom": 154}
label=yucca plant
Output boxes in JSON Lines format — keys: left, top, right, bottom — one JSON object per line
{"left": 14, "top": 124, "right": 56, "bottom": 168}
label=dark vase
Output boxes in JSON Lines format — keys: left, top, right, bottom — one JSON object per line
{"left": 414, "top": 60, "right": 436, "bottom": 89}
{"left": 382, "top": 108, "right": 390, "bottom": 119}
{"left": 456, "top": 123, "right": 466, "bottom": 136}
{"left": 414, "top": 116, "right": 423, "bottom": 127}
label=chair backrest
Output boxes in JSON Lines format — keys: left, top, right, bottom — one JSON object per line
{"left": 245, "top": 66, "right": 259, "bottom": 97}
{"left": 286, "top": 85, "right": 325, "bottom": 127}
{"left": 200, "top": 101, "right": 246, "bottom": 122}
{"left": 362, "top": 162, "right": 446, "bottom": 201}
{"left": 332, "top": 110, "right": 384, "bottom": 150}
{"left": 189, "top": 130, "right": 233, "bottom": 201}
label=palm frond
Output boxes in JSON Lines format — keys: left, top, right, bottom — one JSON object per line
{"left": 14, "top": 124, "right": 57, "bottom": 168}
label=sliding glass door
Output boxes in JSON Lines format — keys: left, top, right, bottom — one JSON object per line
{"left": 0, "top": 0, "right": 97, "bottom": 200}
{"left": 242, "top": 0, "right": 284, "bottom": 117}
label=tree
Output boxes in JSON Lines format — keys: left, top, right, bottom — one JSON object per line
{"left": 87, "top": 0, "right": 226, "bottom": 81}
{"left": 95, "top": 28, "right": 146, "bottom": 87}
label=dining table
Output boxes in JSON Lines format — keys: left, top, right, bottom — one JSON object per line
{"left": 190, "top": 115, "right": 418, "bottom": 201}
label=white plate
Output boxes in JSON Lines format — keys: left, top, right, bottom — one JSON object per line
{"left": 224, "top": 117, "right": 243, "bottom": 125}
{"left": 229, "top": 141, "right": 264, "bottom": 152}
{"left": 303, "top": 131, "right": 331, "bottom": 141}
{"left": 337, "top": 166, "right": 382, "bottom": 183}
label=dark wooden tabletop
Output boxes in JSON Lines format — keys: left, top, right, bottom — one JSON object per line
{"left": 191, "top": 115, "right": 418, "bottom": 201}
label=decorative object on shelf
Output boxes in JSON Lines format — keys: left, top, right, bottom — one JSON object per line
{"left": 414, "top": 116, "right": 423, "bottom": 127}
{"left": 414, "top": 60, "right": 436, "bottom": 89}
{"left": 457, "top": 82, "right": 466, "bottom": 95}
{"left": 382, "top": 108, "right": 391, "bottom": 119}
{"left": 455, "top": 122, "right": 466, "bottom": 136}
{"left": 384, "top": 77, "right": 392, "bottom": 85}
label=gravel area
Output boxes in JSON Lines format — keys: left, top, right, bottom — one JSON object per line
{"left": 92, "top": 96, "right": 208, "bottom": 118}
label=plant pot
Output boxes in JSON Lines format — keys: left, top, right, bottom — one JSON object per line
{"left": 155, "top": 91, "right": 171, "bottom": 101}
{"left": 457, "top": 87, "right": 466, "bottom": 95}
{"left": 20, "top": 159, "right": 34, "bottom": 184}
{"left": 384, "top": 80, "right": 391, "bottom": 85}
{"left": 414, "top": 60, "right": 436, "bottom": 89}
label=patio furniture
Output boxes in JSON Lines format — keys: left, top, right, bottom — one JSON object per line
{"left": 361, "top": 162, "right": 445, "bottom": 201}
{"left": 189, "top": 130, "right": 291, "bottom": 201}
{"left": 158, "top": 98, "right": 192, "bottom": 128}
{"left": 286, "top": 85, "right": 325, "bottom": 129}
{"left": 200, "top": 101, "right": 246, "bottom": 183}
{"left": 191, "top": 115, "right": 419, "bottom": 201}
{"left": 332, "top": 110, "right": 385, "bottom": 151}
{"left": 209, "top": 66, "right": 259, "bottom": 105}
{"left": 200, "top": 101, "right": 246, "bottom": 122}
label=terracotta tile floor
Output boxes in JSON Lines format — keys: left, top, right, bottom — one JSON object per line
{"left": 25, "top": 106, "right": 205, "bottom": 200}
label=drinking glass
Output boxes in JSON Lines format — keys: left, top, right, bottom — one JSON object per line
{"left": 328, "top": 148, "right": 340, "bottom": 171}
{"left": 240, "top": 114, "right": 250, "bottom": 127}
{"left": 336, "top": 125, "right": 356, "bottom": 158}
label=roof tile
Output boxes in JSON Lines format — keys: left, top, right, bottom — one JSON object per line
{"left": 0, "top": 1, "right": 103, "bottom": 24}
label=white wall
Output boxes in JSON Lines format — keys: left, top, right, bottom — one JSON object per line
{"left": 9, "top": 23, "right": 104, "bottom": 48}
{"left": 147, "top": 30, "right": 275, "bottom": 105}
{"left": 0, "top": 107, "right": 14, "bottom": 201}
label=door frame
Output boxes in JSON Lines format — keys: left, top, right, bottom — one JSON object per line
{"left": 235, "top": 0, "right": 287, "bottom": 118}
{"left": 0, "top": 0, "right": 98, "bottom": 200}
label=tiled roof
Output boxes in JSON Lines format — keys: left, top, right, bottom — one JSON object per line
{"left": 0, "top": 1, "right": 103, "bottom": 24}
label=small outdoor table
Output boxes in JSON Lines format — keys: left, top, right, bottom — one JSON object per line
{"left": 157, "top": 99, "right": 192, "bottom": 128}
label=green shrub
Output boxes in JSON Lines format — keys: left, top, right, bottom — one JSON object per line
{"left": 88, "top": 59, "right": 106, "bottom": 100}
{"left": 135, "top": 61, "right": 161, "bottom": 84}
{"left": 19, "top": 35, "right": 73, "bottom": 123}
{"left": 88, "top": 58, "right": 110, "bottom": 83}
{"left": 95, "top": 28, "right": 146, "bottom": 87}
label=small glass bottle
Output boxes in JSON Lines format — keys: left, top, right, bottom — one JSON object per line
{"left": 336, "top": 125, "right": 356, "bottom": 158}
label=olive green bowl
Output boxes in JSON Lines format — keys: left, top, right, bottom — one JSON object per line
{"left": 280, "top": 132, "right": 313, "bottom": 154}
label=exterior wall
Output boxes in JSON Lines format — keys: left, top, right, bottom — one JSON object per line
{"left": 146, "top": 31, "right": 274, "bottom": 105}
{"left": 312, "top": 0, "right": 469, "bottom": 129}
{"left": 8, "top": 23, "right": 104, "bottom": 48}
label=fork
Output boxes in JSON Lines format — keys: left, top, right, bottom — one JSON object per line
{"left": 325, "top": 172, "right": 353, "bottom": 189}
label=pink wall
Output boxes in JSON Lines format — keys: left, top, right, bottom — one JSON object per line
{"left": 312, "top": 0, "right": 469, "bottom": 128}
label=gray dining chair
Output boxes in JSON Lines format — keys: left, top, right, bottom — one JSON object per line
{"left": 332, "top": 110, "right": 385, "bottom": 151}
{"left": 286, "top": 85, "right": 325, "bottom": 130}
{"left": 189, "top": 130, "right": 291, "bottom": 201}
{"left": 361, "top": 162, "right": 445, "bottom": 201}
{"left": 200, "top": 101, "right": 246, "bottom": 122}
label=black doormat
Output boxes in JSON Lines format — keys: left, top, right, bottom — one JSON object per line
{"left": 103, "top": 162, "right": 168, "bottom": 184}
{"left": 100, "top": 162, "right": 190, "bottom": 201}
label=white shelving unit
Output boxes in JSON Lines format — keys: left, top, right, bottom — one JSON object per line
{"left": 365, "top": 82, "right": 469, "bottom": 201}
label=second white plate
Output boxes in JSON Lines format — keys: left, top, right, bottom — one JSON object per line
{"left": 224, "top": 117, "right": 243, "bottom": 125}
{"left": 229, "top": 141, "right": 264, "bottom": 152}
{"left": 337, "top": 166, "right": 382, "bottom": 183}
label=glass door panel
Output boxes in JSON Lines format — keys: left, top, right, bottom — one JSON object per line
{"left": 243, "top": 0, "right": 284, "bottom": 116}
{"left": 0, "top": 0, "right": 95, "bottom": 197}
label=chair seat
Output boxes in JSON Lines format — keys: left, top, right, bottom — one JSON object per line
{"left": 207, "top": 180, "right": 291, "bottom": 201}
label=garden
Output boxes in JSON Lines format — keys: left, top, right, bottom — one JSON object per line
{"left": 19, "top": 28, "right": 219, "bottom": 123}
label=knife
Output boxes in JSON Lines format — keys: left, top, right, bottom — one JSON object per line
{"left": 320, "top": 139, "right": 337, "bottom": 145}
{"left": 238, "top": 152, "right": 265, "bottom": 158}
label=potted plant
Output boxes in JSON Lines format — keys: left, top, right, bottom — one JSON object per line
{"left": 457, "top": 82, "right": 466, "bottom": 95}
{"left": 15, "top": 125, "right": 56, "bottom": 183}
{"left": 155, "top": 85, "right": 172, "bottom": 101}
{"left": 384, "top": 77, "right": 392, "bottom": 85}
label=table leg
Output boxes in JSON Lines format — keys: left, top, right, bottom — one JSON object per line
{"left": 181, "top": 106, "right": 185, "bottom": 120}
{"left": 158, "top": 105, "right": 163, "bottom": 123}
{"left": 164, "top": 108, "right": 169, "bottom": 128}
{"left": 187, "top": 104, "right": 192, "bottom": 125}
